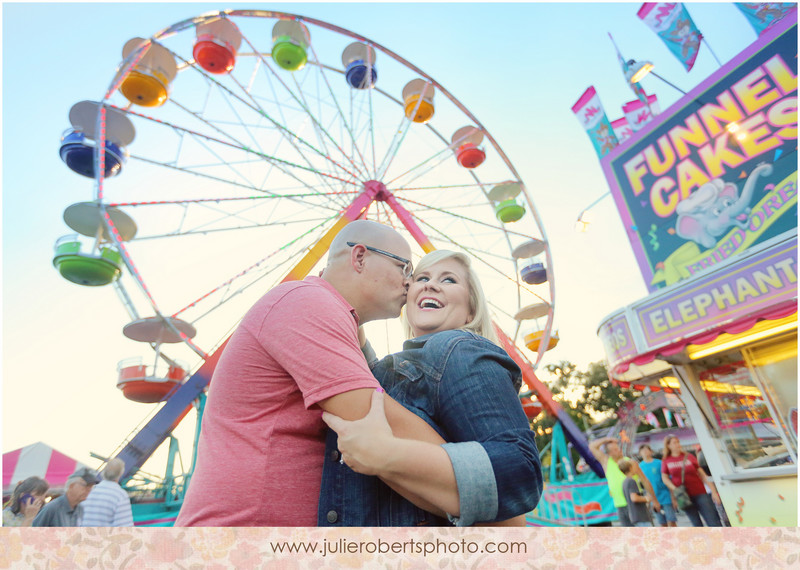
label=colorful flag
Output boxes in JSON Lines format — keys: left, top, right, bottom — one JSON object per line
{"left": 736, "top": 3, "right": 797, "bottom": 36}
{"left": 611, "top": 117, "right": 635, "bottom": 144}
{"left": 609, "top": 33, "right": 650, "bottom": 107}
{"left": 645, "top": 412, "right": 660, "bottom": 428}
{"left": 623, "top": 94, "right": 660, "bottom": 131}
{"left": 638, "top": 3, "right": 704, "bottom": 71}
{"left": 572, "top": 86, "right": 619, "bottom": 158}
{"left": 675, "top": 413, "right": 685, "bottom": 427}
{"left": 663, "top": 407, "right": 673, "bottom": 427}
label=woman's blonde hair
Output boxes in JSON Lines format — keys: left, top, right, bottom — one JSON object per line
{"left": 403, "top": 250, "right": 497, "bottom": 344}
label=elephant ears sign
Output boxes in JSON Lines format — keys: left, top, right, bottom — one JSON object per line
{"left": 601, "top": 18, "right": 797, "bottom": 292}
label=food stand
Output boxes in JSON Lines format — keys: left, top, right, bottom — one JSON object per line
{"left": 597, "top": 17, "right": 797, "bottom": 526}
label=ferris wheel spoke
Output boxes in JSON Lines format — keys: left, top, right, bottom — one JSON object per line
{"left": 386, "top": 128, "right": 481, "bottom": 188}
{"left": 393, "top": 195, "right": 539, "bottom": 242}
{"left": 394, "top": 206, "right": 546, "bottom": 302}
{"left": 115, "top": 105, "right": 358, "bottom": 193}
{"left": 173, "top": 212, "right": 340, "bottom": 320}
{"left": 374, "top": 80, "right": 437, "bottom": 181}
{"left": 109, "top": 190, "right": 355, "bottom": 209}
{"left": 238, "top": 35, "right": 369, "bottom": 187}
{"left": 127, "top": 212, "right": 342, "bottom": 242}
{"left": 296, "top": 54, "right": 375, "bottom": 182}
{"left": 163, "top": 41, "right": 362, "bottom": 188}
{"left": 305, "top": 46, "right": 374, "bottom": 180}
{"left": 227, "top": 71, "right": 357, "bottom": 208}
{"left": 374, "top": 113, "right": 416, "bottom": 181}
{"left": 385, "top": 148, "right": 455, "bottom": 188}
{"left": 127, "top": 153, "right": 357, "bottom": 216}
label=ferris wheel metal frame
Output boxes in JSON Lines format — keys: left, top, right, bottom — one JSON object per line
{"left": 57, "top": 9, "right": 605, "bottom": 481}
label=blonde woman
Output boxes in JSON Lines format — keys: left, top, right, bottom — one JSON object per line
{"left": 319, "top": 250, "right": 542, "bottom": 526}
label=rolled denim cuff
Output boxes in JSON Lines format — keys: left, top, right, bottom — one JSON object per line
{"left": 442, "top": 441, "right": 498, "bottom": 526}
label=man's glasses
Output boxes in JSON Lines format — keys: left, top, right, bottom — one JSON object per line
{"left": 347, "top": 242, "right": 413, "bottom": 278}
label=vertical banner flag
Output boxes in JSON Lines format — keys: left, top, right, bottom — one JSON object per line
{"left": 736, "top": 3, "right": 797, "bottom": 36}
{"left": 638, "top": 3, "right": 704, "bottom": 71}
{"left": 572, "top": 86, "right": 619, "bottom": 158}
{"left": 609, "top": 33, "right": 650, "bottom": 107}
{"left": 623, "top": 94, "right": 660, "bottom": 131}
{"left": 663, "top": 407, "right": 673, "bottom": 427}
{"left": 611, "top": 118, "right": 635, "bottom": 144}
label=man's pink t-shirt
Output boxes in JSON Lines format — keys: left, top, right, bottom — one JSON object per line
{"left": 176, "top": 276, "right": 380, "bottom": 526}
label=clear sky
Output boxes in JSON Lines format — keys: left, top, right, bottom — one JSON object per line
{"left": 2, "top": 2, "right": 760, "bottom": 478}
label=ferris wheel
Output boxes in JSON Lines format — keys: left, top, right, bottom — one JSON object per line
{"left": 54, "top": 10, "right": 558, "bottom": 444}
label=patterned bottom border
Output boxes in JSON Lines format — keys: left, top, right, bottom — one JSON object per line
{"left": 1, "top": 527, "right": 799, "bottom": 569}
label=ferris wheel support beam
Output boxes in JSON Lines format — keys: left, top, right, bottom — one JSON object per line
{"left": 114, "top": 186, "right": 381, "bottom": 480}
{"left": 385, "top": 192, "right": 603, "bottom": 478}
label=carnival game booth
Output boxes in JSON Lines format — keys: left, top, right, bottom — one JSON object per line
{"left": 597, "top": 17, "right": 797, "bottom": 526}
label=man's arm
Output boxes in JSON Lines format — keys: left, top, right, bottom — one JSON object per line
{"left": 320, "top": 389, "right": 459, "bottom": 516}
{"left": 317, "top": 388, "right": 446, "bottom": 443}
{"left": 588, "top": 437, "right": 612, "bottom": 468}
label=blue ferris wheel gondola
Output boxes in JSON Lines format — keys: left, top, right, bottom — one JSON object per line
{"left": 59, "top": 101, "right": 135, "bottom": 179}
{"left": 521, "top": 262, "right": 547, "bottom": 285}
{"left": 345, "top": 59, "right": 378, "bottom": 89}
{"left": 342, "top": 42, "right": 377, "bottom": 89}
{"left": 59, "top": 130, "right": 128, "bottom": 179}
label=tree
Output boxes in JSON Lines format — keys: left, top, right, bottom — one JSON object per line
{"left": 530, "top": 360, "right": 642, "bottom": 450}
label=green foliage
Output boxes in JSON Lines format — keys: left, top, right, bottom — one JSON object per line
{"left": 530, "top": 360, "right": 642, "bottom": 451}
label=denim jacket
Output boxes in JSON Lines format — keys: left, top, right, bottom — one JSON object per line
{"left": 318, "top": 329, "right": 542, "bottom": 526}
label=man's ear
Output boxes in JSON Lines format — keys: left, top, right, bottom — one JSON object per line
{"left": 351, "top": 244, "right": 367, "bottom": 273}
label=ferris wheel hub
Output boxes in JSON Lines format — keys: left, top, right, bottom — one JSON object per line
{"left": 364, "top": 179, "right": 390, "bottom": 202}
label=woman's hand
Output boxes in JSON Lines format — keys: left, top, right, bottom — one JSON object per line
{"left": 711, "top": 489, "right": 721, "bottom": 505}
{"left": 322, "top": 389, "right": 394, "bottom": 476}
{"left": 21, "top": 496, "right": 44, "bottom": 523}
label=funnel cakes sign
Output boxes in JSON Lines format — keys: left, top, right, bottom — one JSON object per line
{"left": 602, "top": 18, "right": 797, "bottom": 292}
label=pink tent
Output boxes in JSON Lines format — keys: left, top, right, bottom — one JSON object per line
{"left": 3, "top": 442, "right": 89, "bottom": 496}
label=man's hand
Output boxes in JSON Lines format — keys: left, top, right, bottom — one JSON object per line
{"left": 322, "top": 389, "right": 394, "bottom": 476}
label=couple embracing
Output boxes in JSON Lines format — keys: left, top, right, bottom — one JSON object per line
{"left": 176, "top": 220, "right": 542, "bottom": 527}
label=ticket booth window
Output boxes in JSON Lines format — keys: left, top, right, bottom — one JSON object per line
{"left": 695, "top": 346, "right": 796, "bottom": 471}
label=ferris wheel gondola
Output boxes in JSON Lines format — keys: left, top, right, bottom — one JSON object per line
{"left": 54, "top": 10, "right": 581, "bottom": 487}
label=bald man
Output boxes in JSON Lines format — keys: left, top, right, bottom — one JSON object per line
{"left": 177, "top": 221, "right": 444, "bottom": 526}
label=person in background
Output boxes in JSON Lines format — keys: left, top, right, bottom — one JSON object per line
{"left": 589, "top": 436, "right": 660, "bottom": 527}
{"left": 319, "top": 250, "right": 542, "bottom": 526}
{"left": 32, "top": 468, "right": 98, "bottom": 527}
{"left": 81, "top": 458, "right": 134, "bottom": 527}
{"left": 638, "top": 443, "right": 677, "bottom": 527}
{"left": 661, "top": 435, "right": 722, "bottom": 527}
{"left": 619, "top": 459, "right": 653, "bottom": 527}
{"left": 2, "top": 476, "right": 49, "bottom": 527}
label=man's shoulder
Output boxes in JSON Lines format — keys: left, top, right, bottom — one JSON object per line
{"left": 33, "top": 496, "right": 62, "bottom": 525}
{"left": 259, "top": 277, "right": 347, "bottom": 313}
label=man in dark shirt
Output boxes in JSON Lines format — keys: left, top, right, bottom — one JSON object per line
{"left": 32, "top": 467, "right": 98, "bottom": 527}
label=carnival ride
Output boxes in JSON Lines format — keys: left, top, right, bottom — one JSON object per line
{"left": 55, "top": 10, "right": 602, "bottom": 525}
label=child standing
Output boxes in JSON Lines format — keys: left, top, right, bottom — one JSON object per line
{"left": 618, "top": 459, "right": 653, "bottom": 527}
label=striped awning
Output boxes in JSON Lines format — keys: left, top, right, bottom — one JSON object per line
{"left": 3, "top": 442, "right": 88, "bottom": 496}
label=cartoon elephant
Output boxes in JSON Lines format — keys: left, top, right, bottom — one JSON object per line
{"left": 675, "top": 162, "right": 773, "bottom": 249}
